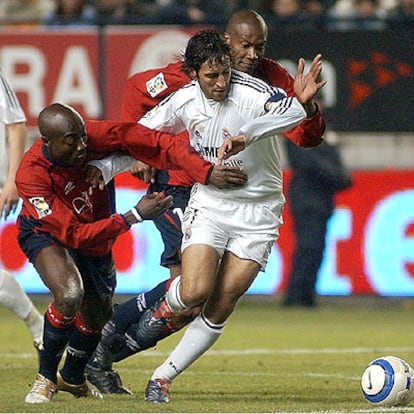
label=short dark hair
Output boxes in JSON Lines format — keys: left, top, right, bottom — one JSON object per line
{"left": 182, "top": 30, "right": 233, "bottom": 75}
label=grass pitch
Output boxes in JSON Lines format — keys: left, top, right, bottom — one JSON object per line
{"left": 2, "top": 294, "right": 414, "bottom": 413}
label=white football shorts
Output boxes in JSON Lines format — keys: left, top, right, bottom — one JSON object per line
{"left": 181, "top": 190, "right": 284, "bottom": 271}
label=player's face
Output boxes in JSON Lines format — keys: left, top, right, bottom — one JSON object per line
{"left": 47, "top": 123, "right": 88, "bottom": 166}
{"left": 196, "top": 57, "right": 232, "bottom": 102}
{"left": 225, "top": 23, "right": 267, "bottom": 75}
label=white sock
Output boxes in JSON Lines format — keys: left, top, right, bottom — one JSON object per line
{"left": 0, "top": 269, "right": 43, "bottom": 343}
{"left": 151, "top": 313, "right": 225, "bottom": 382}
{"left": 24, "top": 306, "right": 44, "bottom": 347}
{"left": 166, "top": 276, "right": 187, "bottom": 313}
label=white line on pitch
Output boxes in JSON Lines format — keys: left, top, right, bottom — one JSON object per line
{"left": 5, "top": 346, "right": 414, "bottom": 359}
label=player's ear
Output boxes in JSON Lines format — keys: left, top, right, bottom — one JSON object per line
{"left": 223, "top": 32, "right": 231, "bottom": 44}
{"left": 41, "top": 136, "right": 50, "bottom": 146}
{"left": 189, "top": 68, "right": 197, "bottom": 80}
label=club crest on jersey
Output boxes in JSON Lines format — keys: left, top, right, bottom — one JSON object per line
{"left": 29, "top": 196, "right": 52, "bottom": 218}
{"left": 146, "top": 72, "right": 168, "bottom": 98}
{"left": 184, "top": 227, "right": 192, "bottom": 241}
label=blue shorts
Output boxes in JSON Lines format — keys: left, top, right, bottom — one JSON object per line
{"left": 148, "top": 183, "right": 191, "bottom": 268}
{"left": 18, "top": 216, "right": 116, "bottom": 299}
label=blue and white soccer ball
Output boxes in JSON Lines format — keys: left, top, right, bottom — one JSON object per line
{"left": 361, "top": 355, "right": 414, "bottom": 407}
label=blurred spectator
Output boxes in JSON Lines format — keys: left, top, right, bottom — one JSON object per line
{"left": 283, "top": 132, "right": 352, "bottom": 307}
{"left": 239, "top": 0, "right": 271, "bottom": 14}
{"left": 389, "top": 0, "right": 414, "bottom": 16}
{"left": 144, "top": 0, "right": 233, "bottom": 25}
{"left": 265, "top": 0, "right": 326, "bottom": 28}
{"left": 269, "top": 0, "right": 303, "bottom": 16}
{"left": 303, "top": 0, "right": 326, "bottom": 15}
{"left": 44, "top": 0, "right": 95, "bottom": 25}
{"left": 327, "top": 0, "right": 386, "bottom": 29}
{"left": 94, "top": 0, "right": 145, "bottom": 23}
{"left": 328, "top": 0, "right": 354, "bottom": 16}
{"left": 0, "top": 0, "right": 53, "bottom": 23}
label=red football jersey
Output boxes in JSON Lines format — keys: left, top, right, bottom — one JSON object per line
{"left": 16, "top": 139, "right": 128, "bottom": 256}
{"left": 120, "top": 61, "right": 195, "bottom": 187}
{"left": 16, "top": 119, "right": 212, "bottom": 256}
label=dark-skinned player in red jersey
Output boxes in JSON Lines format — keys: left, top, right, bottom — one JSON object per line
{"left": 17, "top": 103, "right": 247, "bottom": 404}
{"left": 85, "top": 9, "right": 326, "bottom": 395}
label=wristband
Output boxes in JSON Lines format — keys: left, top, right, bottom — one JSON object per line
{"left": 130, "top": 207, "right": 143, "bottom": 223}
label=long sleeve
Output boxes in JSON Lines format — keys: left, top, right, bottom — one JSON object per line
{"left": 239, "top": 97, "right": 306, "bottom": 146}
{"left": 86, "top": 120, "right": 213, "bottom": 185}
{"left": 257, "top": 58, "right": 325, "bottom": 147}
{"left": 88, "top": 154, "right": 136, "bottom": 184}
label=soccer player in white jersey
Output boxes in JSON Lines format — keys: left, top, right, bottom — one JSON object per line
{"left": 0, "top": 69, "right": 43, "bottom": 351}
{"left": 131, "top": 29, "right": 327, "bottom": 403}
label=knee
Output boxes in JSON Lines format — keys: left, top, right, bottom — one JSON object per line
{"left": 180, "top": 282, "right": 210, "bottom": 307}
{"left": 54, "top": 284, "right": 84, "bottom": 317}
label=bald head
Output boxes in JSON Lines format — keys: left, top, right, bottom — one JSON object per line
{"left": 38, "top": 103, "right": 84, "bottom": 141}
{"left": 38, "top": 103, "right": 87, "bottom": 166}
{"left": 225, "top": 10, "right": 268, "bottom": 40}
{"left": 224, "top": 10, "right": 268, "bottom": 75}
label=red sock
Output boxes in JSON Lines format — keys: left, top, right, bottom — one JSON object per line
{"left": 74, "top": 313, "right": 101, "bottom": 336}
{"left": 46, "top": 303, "right": 75, "bottom": 329}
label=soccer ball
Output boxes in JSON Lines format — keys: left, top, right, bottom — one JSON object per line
{"left": 361, "top": 355, "right": 414, "bottom": 406}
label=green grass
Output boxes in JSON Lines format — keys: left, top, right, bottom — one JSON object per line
{"left": 2, "top": 295, "right": 414, "bottom": 413}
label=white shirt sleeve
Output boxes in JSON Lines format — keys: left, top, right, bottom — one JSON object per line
{"left": 88, "top": 154, "right": 136, "bottom": 184}
{"left": 238, "top": 96, "right": 306, "bottom": 146}
{"left": 139, "top": 91, "right": 186, "bottom": 134}
{"left": 0, "top": 71, "right": 26, "bottom": 124}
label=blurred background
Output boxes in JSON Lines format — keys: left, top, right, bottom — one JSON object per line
{"left": 0, "top": 0, "right": 413, "bottom": 297}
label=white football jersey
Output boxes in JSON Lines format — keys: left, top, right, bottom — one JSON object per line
{"left": 0, "top": 70, "right": 26, "bottom": 188}
{"left": 139, "top": 69, "right": 306, "bottom": 202}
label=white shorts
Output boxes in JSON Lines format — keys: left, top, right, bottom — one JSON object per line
{"left": 181, "top": 189, "right": 284, "bottom": 271}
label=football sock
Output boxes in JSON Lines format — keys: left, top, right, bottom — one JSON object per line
{"left": 151, "top": 313, "right": 225, "bottom": 382}
{"left": 88, "top": 321, "right": 124, "bottom": 370}
{"left": 110, "top": 316, "right": 182, "bottom": 363}
{"left": 39, "top": 303, "right": 74, "bottom": 383}
{"left": 88, "top": 279, "right": 170, "bottom": 369}
{"left": 166, "top": 276, "right": 187, "bottom": 313}
{"left": 112, "top": 326, "right": 141, "bottom": 363}
{"left": 111, "top": 279, "right": 169, "bottom": 332}
{"left": 24, "top": 306, "right": 44, "bottom": 347}
{"left": 60, "top": 314, "right": 101, "bottom": 385}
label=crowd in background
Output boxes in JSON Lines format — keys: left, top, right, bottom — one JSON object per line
{"left": 0, "top": 0, "right": 413, "bottom": 27}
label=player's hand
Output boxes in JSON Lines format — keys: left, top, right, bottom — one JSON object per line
{"left": 208, "top": 165, "right": 247, "bottom": 189}
{"left": 135, "top": 191, "right": 173, "bottom": 220}
{"left": 217, "top": 134, "right": 246, "bottom": 164}
{"left": 86, "top": 165, "right": 106, "bottom": 190}
{"left": 129, "top": 161, "right": 156, "bottom": 184}
{"left": 0, "top": 181, "right": 19, "bottom": 220}
{"left": 294, "top": 54, "right": 327, "bottom": 114}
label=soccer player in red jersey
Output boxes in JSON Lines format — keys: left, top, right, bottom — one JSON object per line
{"left": 19, "top": 103, "right": 246, "bottom": 404}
